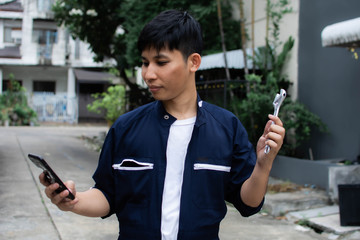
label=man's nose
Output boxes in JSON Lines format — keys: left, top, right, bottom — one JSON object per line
{"left": 143, "top": 64, "right": 157, "bottom": 82}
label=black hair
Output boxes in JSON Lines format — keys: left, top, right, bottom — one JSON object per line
{"left": 137, "top": 9, "right": 203, "bottom": 60}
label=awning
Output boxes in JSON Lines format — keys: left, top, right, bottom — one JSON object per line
{"left": 198, "top": 49, "right": 254, "bottom": 70}
{"left": 74, "top": 69, "right": 120, "bottom": 84}
{"left": 0, "top": 46, "right": 21, "bottom": 58}
{"left": 0, "top": 0, "right": 23, "bottom": 12}
{"left": 321, "top": 17, "right": 360, "bottom": 48}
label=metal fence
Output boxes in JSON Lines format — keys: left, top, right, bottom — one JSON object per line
{"left": 29, "top": 92, "right": 78, "bottom": 123}
{"left": 196, "top": 79, "right": 248, "bottom": 109}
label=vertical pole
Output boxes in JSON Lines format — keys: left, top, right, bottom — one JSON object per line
{"left": 251, "top": 0, "right": 255, "bottom": 73}
{"left": 67, "top": 68, "right": 76, "bottom": 123}
{"left": 216, "top": 0, "right": 230, "bottom": 81}
{"left": 0, "top": 68, "right": 3, "bottom": 94}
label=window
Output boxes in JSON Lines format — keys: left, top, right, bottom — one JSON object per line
{"left": 2, "top": 80, "right": 22, "bottom": 92}
{"left": 33, "top": 81, "right": 56, "bottom": 93}
{"left": 37, "top": 0, "right": 54, "bottom": 12}
{"left": 4, "top": 27, "right": 22, "bottom": 44}
{"left": 33, "top": 29, "right": 57, "bottom": 44}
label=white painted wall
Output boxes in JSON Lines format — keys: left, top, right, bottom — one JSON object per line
{"left": 232, "top": 0, "right": 300, "bottom": 100}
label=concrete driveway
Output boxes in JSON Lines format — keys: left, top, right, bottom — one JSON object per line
{"left": 0, "top": 126, "right": 326, "bottom": 240}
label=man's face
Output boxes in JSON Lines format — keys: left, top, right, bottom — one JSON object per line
{"left": 141, "top": 47, "right": 195, "bottom": 102}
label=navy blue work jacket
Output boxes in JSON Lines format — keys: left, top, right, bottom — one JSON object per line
{"left": 93, "top": 97, "right": 263, "bottom": 240}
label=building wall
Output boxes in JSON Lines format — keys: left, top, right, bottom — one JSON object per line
{"left": 236, "top": 0, "right": 300, "bottom": 100}
{"left": 298, "top": 0, "right": 360, "bottom": 161}
{"left": 0, "top": 0, "right": 112, "bottom": 123}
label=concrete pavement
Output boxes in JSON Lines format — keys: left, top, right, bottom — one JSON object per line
{"left": 0, "top": 125, "right": 347, "bottom": 239}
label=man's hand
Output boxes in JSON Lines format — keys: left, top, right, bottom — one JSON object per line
{"left": 39, "top": 172, "right": 110, "bottom": 217}
{"left": 39, "top": 172, "right": 79, "bottom": 211}
{"left": 240, "top": 114, "right": 285, "bottom": 207}
{"left": 256, "top": 114, "right": 285, "bottom": 172}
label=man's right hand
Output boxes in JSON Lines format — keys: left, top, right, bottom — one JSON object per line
{"left": 39, "top": 172, "right": 79, "bottom": 211}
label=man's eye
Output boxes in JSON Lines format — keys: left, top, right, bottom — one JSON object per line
{"left": 142, "top": 62, "right": 149, "bottom": 67}
{"left": 157, "top": 61, "right": 168, "bottom": 66}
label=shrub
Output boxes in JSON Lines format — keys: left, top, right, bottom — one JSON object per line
{"left": 0, "top": 74, "right": 37, "bottom": 126}
{"left": 87, "top": 85, "right": 126, "bottom": 126}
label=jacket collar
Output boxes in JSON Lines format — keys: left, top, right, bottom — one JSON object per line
{"left": 195, "top": 94, "right": 206, "bottom": 127}
{"left": 154, "top": 93, "right": 206, "bottom": 127}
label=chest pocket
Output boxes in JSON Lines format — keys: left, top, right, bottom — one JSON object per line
{"left": 113, "top": 158, "right": 154, "bottom": 206}
{"left": 113, "top": 159, "right": 154, "bottom": 170}
{"left": 191, "top": 160, "right": 231, "bottom": 210}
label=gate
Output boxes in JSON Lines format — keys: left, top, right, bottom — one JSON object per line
{"left": 29, "top": 92, "right": 78, "bottom": 123}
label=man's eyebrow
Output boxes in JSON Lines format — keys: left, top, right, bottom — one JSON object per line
{"left": 141, "top": 53, "right": 169, "bottom": 61}
{"left": 154, "top": 53, "right": 169, "bottom": 59}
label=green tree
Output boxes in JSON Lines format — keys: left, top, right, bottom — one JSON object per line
{"left": 52, "top": 0, "right": 241, "bottom": 109}
{"left": 230, "top": 0, "right": 328, "bottom": 158}
{"left": 87, "top": 85, "right": 126, "bottom": 126}
{"left": 52, "top": 0, "right": 149, "bottom": 110}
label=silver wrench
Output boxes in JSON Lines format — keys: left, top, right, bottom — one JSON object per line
{"left": 264, "top": 89, "right": 286, "bottom": 154}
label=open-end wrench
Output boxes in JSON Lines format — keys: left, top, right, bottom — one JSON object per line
{"left": 264, "top": 89, "right": 286, "bottom": 154}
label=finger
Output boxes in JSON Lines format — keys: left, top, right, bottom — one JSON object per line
{"left": 58, "top": 197, "right": 79, "bottom": 211}
{"left": 51, "top": 189, "right": 70, "bottom": 205}
{"left": 266, "top": 132, "right": 284, "bottom": 145}
{"left": 269, "top": 124, "right": 286, "bottom": 137}
{"left": 44, "top": 183, "right": 59, "bottom": 199}
{"left": 39, "top": 172, "right": 51, "bottom": 186}
{"left": 39, "top": 172, "right": 47, "bottom": 186}
{"left": 268, "top": 114, "right": 283, "bottom": 127}
{"left": 65, "top": 181, "right": 76, "bottom": 194}
{"left": 265, "top": 139, "right": 281, "bottom": 151}
{"left": 262, "top": 120, "right": 274, "bottom": 136}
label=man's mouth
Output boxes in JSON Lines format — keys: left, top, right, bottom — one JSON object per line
{"left": 148, "top": 85, "right": 162, "bottom": 93}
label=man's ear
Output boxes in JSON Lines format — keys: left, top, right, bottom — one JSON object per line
{"left": 188, "top": 53, "right": 201, "bottom": 72}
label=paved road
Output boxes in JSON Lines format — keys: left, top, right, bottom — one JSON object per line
{"left": 0, "top": 126, "right": 326, "bottom": 240}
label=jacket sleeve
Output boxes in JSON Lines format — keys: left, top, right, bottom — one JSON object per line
{"left": 225, "top": 117, "right": 264, "bottom": 217}
{"left": 92, "top": 127, "right": 116, "bottom": 218}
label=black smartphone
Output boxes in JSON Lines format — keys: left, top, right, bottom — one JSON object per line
{"left": 28, "top": 153, "right": 75, "bottom": 200}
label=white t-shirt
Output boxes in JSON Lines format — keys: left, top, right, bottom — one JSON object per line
{"left": 161, "top": 116, "right": 196, "bottom": 240}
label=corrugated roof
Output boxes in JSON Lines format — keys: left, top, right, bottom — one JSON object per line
{"left": 321, "top": 17, "right": 360, "bottom": 48}
{"left": 198, "top": 49, "right": 254, "bottom": 70}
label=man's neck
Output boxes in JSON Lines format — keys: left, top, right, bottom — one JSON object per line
{"left": 162, "top": 91, "right": 197, "bottom": 120}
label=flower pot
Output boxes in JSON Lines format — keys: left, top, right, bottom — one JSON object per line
{"left": 338, "top": 184, "right": 360, "bottom": 226}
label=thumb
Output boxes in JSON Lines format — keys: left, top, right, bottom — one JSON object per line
{"left": 65, "top": 180, "right": 76, "bottom": 196}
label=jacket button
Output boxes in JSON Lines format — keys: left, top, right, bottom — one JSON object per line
{"left": 164, "top": 115, "right": 169, "bottom": 120}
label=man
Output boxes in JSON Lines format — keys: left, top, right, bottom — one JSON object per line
{"left": 40, "top": 9, "right": 285, "bottom": 240}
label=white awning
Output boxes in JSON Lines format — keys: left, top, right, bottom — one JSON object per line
{"left": 198, "top": 49, "right": 254, "bottom": 70}
{"left": 321, "top": 17, "right": 360, "bottom": 48}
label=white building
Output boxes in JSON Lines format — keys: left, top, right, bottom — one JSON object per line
{"left": 240, "top": 0, "right": 299, "bottom": 100}
{"left": 0, "top": 0, "right": 116, "bottom": 123}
